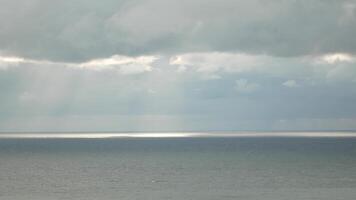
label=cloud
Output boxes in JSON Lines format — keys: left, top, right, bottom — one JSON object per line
{"left": 1, "top": 0, "right": 356, "bottom": 131}
{"left": 169, "top": 52, "right": 267, "bottom": 74}
{"left": 75, "top": 55, "right": 158, "bottom": 74}
{"left": 312, "top": 53, "right": 356, "bottom": 81}
{"left": 169, "top": 52, "right": 356, "bottom": 83}
{"left": 283, "top": 80, "right": 299, "bottom": 88}
{"left": 0, "top": 56, "right": 25, "bottom": 64}
{"left": 0, "top": 56, "right": 26, "bottom": 69}
{"left": 0, "top": 54, "right": 157, "bottom": 75}
{"left": 2, "top": 51, "right": 356, "bottom": 82}
{"left": 235, "top": 79, "right": 259, "bottom": 93}
{"left": 1, "top": 56, "right": 356, "bottom": 131}
{"left": 0, "top": 0, "right": 356, "bottom": 61}
{"left": 314, "top": 53, "right": 356, "bottom": 65}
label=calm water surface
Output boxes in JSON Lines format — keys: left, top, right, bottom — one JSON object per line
{"left": 0, "top": 136, "right": 356, "bottom": 200}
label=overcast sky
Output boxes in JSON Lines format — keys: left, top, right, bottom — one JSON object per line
{"left": 0, "top": 0, "right": 356, "bottom": 132}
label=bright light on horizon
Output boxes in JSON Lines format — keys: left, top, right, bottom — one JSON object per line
{"left": 0, "top": 132, "right": 356, "bottom": 139}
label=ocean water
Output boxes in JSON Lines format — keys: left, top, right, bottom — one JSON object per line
{"left": 0, "top": 133, "right": 356, "bottom": 200}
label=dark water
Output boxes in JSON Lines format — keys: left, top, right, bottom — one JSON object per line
{"left": 0, "top": 137, "right": 356, "bottom": 200}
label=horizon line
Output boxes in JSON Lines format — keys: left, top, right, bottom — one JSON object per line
{"left": 0, "top": 131, "right": 356, "bottom": 139}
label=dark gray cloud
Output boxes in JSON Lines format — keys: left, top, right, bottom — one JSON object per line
{"left": 0, "top": 0, "right": 355, "bottom": 61}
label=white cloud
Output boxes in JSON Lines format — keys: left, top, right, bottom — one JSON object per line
{"left": 309, "top": 53, "right": 356, "bottom": 81}
{"left": 169, "top": 52, "right": 268, "bottom": 74}
{"left": 0, "top": 56, "right": 26, "bottom": 69}
{"left": 0, "top": 55, "right": 63, "bottom": 67}
{"left": 2, "top": 52, "right": 356, "bottom": 82}
{"left": 0, "top": 56, "right": 25, "bottom": 63}
{"left": 169, "top": 52, "right": 321, "bottom": 79}
{"left": 315, "top": 53, "right": 356, "bottom": 64}
{"left": 0, "top": 54, "right": 158, "bottom": 75}
{"left": 235, "top": 79, "right": 259, "bottom": 93}
{"left": 283, "top": 80, "right": 299, "bottom": 88}
{"left": 170, "top": 56, "right": 188, "bottom": 73}
{"left": 169, "top": 52, "right": 356, "bottom": 83}
{"left": 74, "top": 55, "right": 158, "bottom": 74}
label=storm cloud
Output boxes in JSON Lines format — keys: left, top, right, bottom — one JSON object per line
{"left": 0, "top": 0, "right": 355, "bottom": 61}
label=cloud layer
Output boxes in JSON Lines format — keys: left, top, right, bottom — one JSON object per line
{"left": 0, "top": 0, "right": 356, "bottom": 131}
{"left": 1, "top": 0, "right": 356, "bottom": 61}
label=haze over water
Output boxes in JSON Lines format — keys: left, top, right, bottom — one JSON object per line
{"left": 0, "top": 132, "right": 356, "bottom": 200}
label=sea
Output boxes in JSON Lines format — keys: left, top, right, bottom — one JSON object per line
{"left": 0, "top": 132, "right": 356, "bottom": 200}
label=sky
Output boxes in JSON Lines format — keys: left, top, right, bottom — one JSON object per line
{"left": 0, "top": 0, "right": 356, "bottom": 132}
